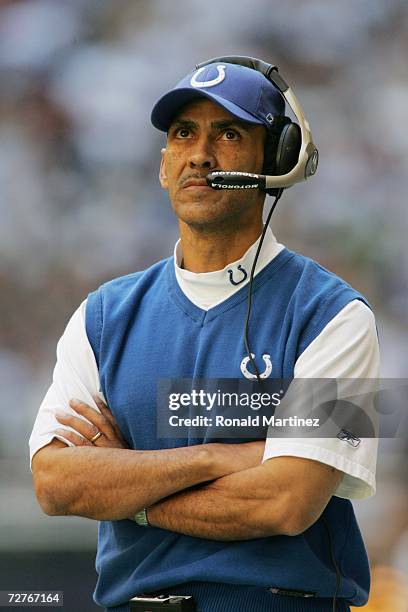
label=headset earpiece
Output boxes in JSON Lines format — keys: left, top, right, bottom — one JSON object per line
{"left": 276, "top": 121, "right": 301, "bottom": 176}
{"left": 262, "top": 118, "right": 302, "bottom": 195}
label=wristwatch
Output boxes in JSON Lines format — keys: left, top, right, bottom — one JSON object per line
{"left": 134, "top": 508, "right": 150, "bottom": 527}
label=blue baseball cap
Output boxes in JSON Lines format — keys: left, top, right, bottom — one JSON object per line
{"left": 151, "top": 62, "right": 285, "bottom": 132}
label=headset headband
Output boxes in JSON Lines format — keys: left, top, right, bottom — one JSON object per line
{"left": 195, "top": 56, "right": 319, "bottom": 188}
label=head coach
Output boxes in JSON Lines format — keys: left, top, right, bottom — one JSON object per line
{"left": 29, "top": 57, "right": 379, "bottom": 612}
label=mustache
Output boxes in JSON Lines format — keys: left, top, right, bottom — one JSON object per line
{"left": 181, "top": 171, "right": 222, "bottom": 186}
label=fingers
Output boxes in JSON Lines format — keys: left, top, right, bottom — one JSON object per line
{"left": 71, "top": 397, "right": 119, "bottom": 440}
{"left": 55, "top": 397, "right": 129, "bottom": 448}
{"left": 56, "top": 409, "right": 103, "bottom": 443}
{"left": 56, "top": 398, "right": 115, "bottom": 442}
{"left": 92, "top": 395, "right": 117, "bottom": 428}
{"left": 92, "top": 395, "right": 129, "bottom": 445}
{"left": 55, "top": 428, "right": 93, "bottom": 447}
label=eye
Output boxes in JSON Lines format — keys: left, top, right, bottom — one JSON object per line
{"left": 175, "top": 127, "right": 191, "bottom": 138}
{"left": 221, "top": 129, "right": 240, "bottom": 141}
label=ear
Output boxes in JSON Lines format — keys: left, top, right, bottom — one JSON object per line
{"left": 159, "top": 147, "right": 168, "bottom": 189}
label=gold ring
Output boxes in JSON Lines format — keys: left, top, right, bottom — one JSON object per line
{"left": 90, "top": 431, "right": 103, "bottom": 443}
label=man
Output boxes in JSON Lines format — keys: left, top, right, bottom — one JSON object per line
{"left": 30, "top": 60, "right": 379, "bottom": 612}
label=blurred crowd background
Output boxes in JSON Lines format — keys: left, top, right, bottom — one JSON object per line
{"left": 0, "top": 0, "right": 407, "bottom": 610}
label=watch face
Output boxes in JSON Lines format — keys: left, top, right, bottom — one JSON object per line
{"left": 134, "top": 509, "right": 149, "bottom": 526}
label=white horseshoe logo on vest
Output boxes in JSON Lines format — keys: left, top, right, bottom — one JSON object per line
{"left": 240, "top": 353, "right": 272, "bottom": 379}
{"left": 190, "top": 65, "right": 226, "bottom": 88}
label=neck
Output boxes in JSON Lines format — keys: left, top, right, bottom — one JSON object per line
{"left": 179, "top": 217, "right": 264, "bottom": 273}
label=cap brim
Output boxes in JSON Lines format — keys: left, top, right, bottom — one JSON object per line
{"left": 151, "top": 88, "right": 264, "bottom": 132}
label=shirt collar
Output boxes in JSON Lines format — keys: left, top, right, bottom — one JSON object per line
{"left": 174, "top": 227, "right": 285, "bottom": 310}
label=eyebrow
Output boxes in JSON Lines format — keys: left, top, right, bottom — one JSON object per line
{"left": 211, "top": 119, "right": 254, "bottom": 131}
{"left": 169, "top": 118, "right": 254, "bottom": 132}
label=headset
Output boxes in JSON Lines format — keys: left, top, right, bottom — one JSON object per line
{"left": 195, "top": 55, "right": 319, "bottom": 194}
{"left": 195, "top": 57, "right": 340, "bottom": 612}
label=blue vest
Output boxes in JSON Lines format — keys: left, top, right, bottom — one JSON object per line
{"left": 86, "top": 248, "right": 370, "bottom": 609}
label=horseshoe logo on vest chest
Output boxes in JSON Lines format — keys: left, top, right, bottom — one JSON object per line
{"left": 240, "top": 353, "right": 273, "bottom": 379}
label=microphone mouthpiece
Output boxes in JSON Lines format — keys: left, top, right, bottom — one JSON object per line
{"left": 206, "top": 171, "right": 266, "bottom": 190}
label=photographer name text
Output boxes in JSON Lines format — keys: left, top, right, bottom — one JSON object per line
{"left": 168, "top": 415, "right": 320, "bottom": 428}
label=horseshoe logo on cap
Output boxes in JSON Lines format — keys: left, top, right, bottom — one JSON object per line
{"left": 190, "top": 65, "right": 226, "bottom": 88}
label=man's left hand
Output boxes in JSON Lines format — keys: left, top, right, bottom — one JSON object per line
{"left": 55, "top": 397, "right": 129, "bottom": 449}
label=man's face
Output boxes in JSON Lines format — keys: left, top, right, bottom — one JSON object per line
{"left": 159, "top": 98, "right": 266, "bottom": 230}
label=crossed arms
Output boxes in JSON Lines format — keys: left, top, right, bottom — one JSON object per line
{"left": 32, "top": 398, "right": 343, "bottom": 540}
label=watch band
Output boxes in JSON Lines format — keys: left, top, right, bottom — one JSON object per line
{"left": 134, "top": 508, "right": 150, "bottom": 527}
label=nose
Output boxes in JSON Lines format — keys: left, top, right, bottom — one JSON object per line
{"left": 188, "top": 135, "right": 217, "bottom": 170}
